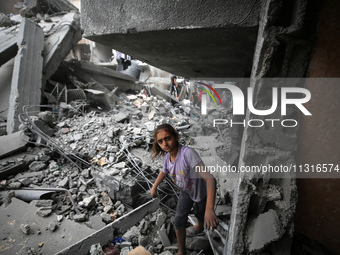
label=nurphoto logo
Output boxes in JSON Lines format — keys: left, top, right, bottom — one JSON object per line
{"left": 193, "top": 80, "right": 312, "bottom": 128}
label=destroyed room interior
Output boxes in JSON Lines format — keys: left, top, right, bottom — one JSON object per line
{"left": 0, "top": 0, "right": 340, "bottom": 255}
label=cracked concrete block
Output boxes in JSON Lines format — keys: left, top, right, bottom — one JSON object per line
{"left": 158, "top": 228, "right": 171, "bottom": 247}
{"left": 89, "top": 243, "right": 105, "bottom": 255}
{"left": 29, "top": 161, "right": 47, "bottom": 171}
{"left": 100, "top": 212, "right": 112, "bottom": 224}
{"left": 36, "top": 207, "right": 52, "bottom": 217}
{"left": 156, "top": 211, "right": 166, "bottom": 228}
{"left": 122, "top": 226, "right": 140, "bottom": 242}
{"left": 58, "top": 177, "right": 69, "bottom": 188}
{"left": 9, "top": 181, "right": 21, "bottom": 188}
{"left": 247, "top": 209, "right": 283, "bottom": 251}
{"left": 89, "top": 215, "right": 106, "bottom": 230}
{"left": 74, "top": 213, "right": 87, "bottom": 222}
{"left": 114, "top": 112, "right": 129, "bottom": 122}
{"left": 30, "top": 200, "right": 53, "bottom": 208}
{"left": 0, "top": 131, "right": 29, "bottom": 159}
{"left": 113, "top": 162, "right": 126, "bottom": 169}
{"left": 82, "top": 195, "right": 96, "bottom": 208}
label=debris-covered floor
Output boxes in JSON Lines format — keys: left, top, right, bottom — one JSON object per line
{"left": 0, "top": 84, "right": 234, "bottom": 255}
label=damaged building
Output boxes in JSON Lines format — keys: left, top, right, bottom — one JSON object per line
{"left": 0, "top": 0, "right": 340, "bottom": 255}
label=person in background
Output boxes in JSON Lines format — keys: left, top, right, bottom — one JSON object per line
{"left": 151, "top": 124, "right": 218, "bottom": 255}
{"left": 170, "top": 75, "right": 178, "bottom": 99}
{"left": 192, "top": 87, "right": 199, "bottom": 108}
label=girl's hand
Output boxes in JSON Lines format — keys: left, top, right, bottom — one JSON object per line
{"left": 204, "top": 209, "right": 219, "bottom": 231}
{"left": 150, "top": 186, "right": 157, "bottom": 198}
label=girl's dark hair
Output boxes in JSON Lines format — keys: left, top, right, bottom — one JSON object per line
{"left": 152, "top": 124, "right": 179, "bottom": 159}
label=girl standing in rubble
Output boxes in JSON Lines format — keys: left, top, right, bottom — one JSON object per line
{"left": 151, "top": 124, "right": 218, "bottom": 255}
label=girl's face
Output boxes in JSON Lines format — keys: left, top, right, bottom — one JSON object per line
{"left": 156, "top": 129, "right": 178, "bottom": 154}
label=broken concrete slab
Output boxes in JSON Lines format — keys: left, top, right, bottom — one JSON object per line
{"left": 0, "top": 198, "right": 95, "bottom": 254}
{"left": 158, "top": 228, "right": 171, "bottom": 247}
{"left": 0, "top": 131, "right": 28, "bottom": 159}
{"left": 149, "top": 85, "right": 180, "bottom": 106}
{"left": 7, "top": 18, "right": 44, "bottom": 134}
{"left": 0, "top": 26, "right": 18, "bottom": 67}
{"left": 79, "top": 61, "right": 137, "bottom": 82}
{"left": 247, "top": 209, "right": 283, "bottom": 251}
{"left": 56, "top": 198, "right": 159, "bottom": 255}
{"left": 71, "top": 60, "right": 141, "bottom": 92}
{"left": 41, "top": 12, "right": 82, "bottom": 86}
{"left": 0, "top": 147, "right": 42, "bottom": 179}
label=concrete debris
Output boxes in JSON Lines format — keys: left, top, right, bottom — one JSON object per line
{"left": 90, "top": 243, "right": 105, "bottom": 255}
{"left": 73, "top": 213, "right": 87, "bottom": 222}
{"left": 158, "top": 228, "right": 171, "bottom": 247}
{"left": 0, "top": 6, "right": 81, "bottom": 135}
{"left": 247, "top": 209, "right": 283, "bottom": 251}
{"left": 0, "top": 81, "right": 233, "bottom": 253}
{"left": 20, "top": 223, "right": 31, "bottom": 234}
{"left": 30, "top": 199, "right": 53, "bottom": 207}
{"left": 36, "top": 207, "right": 53, "bottom": 217}
{"left": 17, "top": 245, "right": 38, "bottom": 255}
{"left": 0, "top": 197, "right": 95, "bottom": 254}
{"left": 48, "top": 221, "right": 58, "bottom": 231}
{"left": 0, "top": 131, "right": 29, "bottom": 159}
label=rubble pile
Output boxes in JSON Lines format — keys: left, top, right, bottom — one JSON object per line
{"left": 0, "top": 0, "right": 82, "bottom": 134}
{"left": 0, "top": 2, "right": 236, "bottom": 253}
{"left": 0, "top": 82, "right": 234, "bottom": 254}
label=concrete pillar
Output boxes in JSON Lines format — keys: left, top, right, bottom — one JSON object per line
{"left": 7, "top": 18, "right": 44, "bottom": 134}
{"left": 225, "top": 0, "right": 320, "bottom": 254}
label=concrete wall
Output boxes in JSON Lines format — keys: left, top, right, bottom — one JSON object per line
{"left": 0, "top": 0, "right": 21, "bottom": 14}
{"left": 295, "top": 0, "right": 340, "bottom": 254}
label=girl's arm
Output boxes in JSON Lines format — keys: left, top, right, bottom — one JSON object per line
{"left": 151, "top": 170, "right": 167, "bottom": 198}
{"left": 196, "top": 161, "right": 219, "bottom": 230}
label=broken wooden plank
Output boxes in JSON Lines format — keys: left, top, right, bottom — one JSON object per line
{"left": 6, "top": 19, "right": 44, "bottom": 134}
{"left": 56, "top": 198, "right": 160, "bottom": 255}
